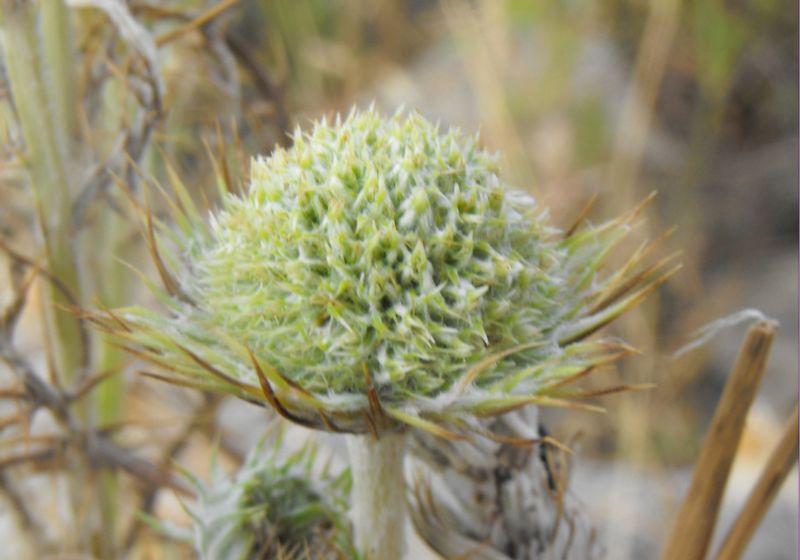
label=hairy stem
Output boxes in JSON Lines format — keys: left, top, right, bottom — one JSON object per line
{"left": 346, "top": 432, "right": 407, "bottom": 560}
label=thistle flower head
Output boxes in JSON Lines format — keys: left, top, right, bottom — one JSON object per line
{"left": 197, "top": 109, "right": 556, "bottom": 397}
{"left": 94, "top": 107, "right": 676, "bottom": 437}
{"left": 184, "top": 440, "right": 356, "bottom": 559}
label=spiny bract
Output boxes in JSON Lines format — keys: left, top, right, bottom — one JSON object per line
{"left": 97, "top": 107, "right": 674, "bottom": 435}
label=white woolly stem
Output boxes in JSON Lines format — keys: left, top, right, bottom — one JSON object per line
{"left": 346, "top": 432, "right": 407, "bottom": 560}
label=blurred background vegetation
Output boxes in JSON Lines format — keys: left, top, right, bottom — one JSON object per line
{"left": 0, "top": 0, "right": 796, "bottom": 558}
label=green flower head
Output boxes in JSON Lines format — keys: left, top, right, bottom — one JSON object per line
{"left": 95, "top": 107, "right": 675, "bottom": 437}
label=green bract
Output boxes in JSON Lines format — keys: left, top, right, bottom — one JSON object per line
{"left": 94, "top": 108, "right": 674, "bottom": 436}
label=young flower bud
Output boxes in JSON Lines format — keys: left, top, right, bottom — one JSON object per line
{"left": 183, "top": 440, "right": 356, "bottom": 560}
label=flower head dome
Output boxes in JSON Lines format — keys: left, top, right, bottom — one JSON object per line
{"left": 95, "top": 108, "right": 675, "bottom": 438}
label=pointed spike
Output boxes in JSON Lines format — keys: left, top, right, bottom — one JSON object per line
{"left": 554, "top": 383, "right": 656, "bottom": 399}
{"left": 384, "top": 407, "right": 467, "bottom": 440}
{"left": 539, "top": 348, "right": 640, "bottom": 393}
{"left": 214, "top": 119, "right": 235, "bottom": 194}
{"left": 560, "top": 263, "right": 682, "bottom": 345}
{"left": 623, "top": 190, "right": 657, "bottom": 224}
{"left": 589, "top": 226, "right": 678, "bottom": 306}
{"left": 246, "top": 346, "right": 316, "bottom": 428}
{"left": 541, "top": 435, "right": 574, "bottom": 456}
{"left": 108, "top": 168, "right": 146, "bottom": 217}
{"left": 109, "top": 340, "right": 181, "bottom": 373}
{"left": 175, "top": 343, "right": 261, "bottom": 397}
{"left": 563, "top": 193, "right": 599, "bottom": 238}
{"left": 67, "top": 367, "right": 123, "bottom": 402}
{"left": 202, "top": 136, "right": 232, "bottom": 200}
{"left": 159, "top": 149, "right": 202, "bottom": 225}
{"left": 473, "top": 395, "right": 607, "bottom": 416}
{"left": 144, "top": 207, "right": 182, "bottom": 300}
{"left": 229, "top": 116, "right": 249, "bottom": 182}
{"left": 468, "top": 424, "right": 542, "bottom": 448}
{"left": 274, "top": 369, "right": 314, "bottom": 398}
{"left": 540, "top": 365, "right": 598, "bottom": 393}
{"left": 456, "top": 340, "right": 546, "bottom": 393}
{"left": 111, "top": 256, "right": 175, "bottom": 308}
{"left": 94, "top": 300, "right": 134, "bottom": 333}
{"left": 362, "top": 362, "right": 385, "bottom": 424}
{"left": 318, "top": 410, "right": 346, "bottom": 433}
{"left": 589, "top": 251, "right": 682, "bottom": 315}
{"left": 362, "top": 411, "right": 378, "bottom": 440}
{"left": 133, "top": 160, "right": 195, "bottom": 235}
{"left": 139, "top": 370, "right": 220, "bottom": 392}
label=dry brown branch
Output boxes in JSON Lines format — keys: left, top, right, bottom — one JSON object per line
{"left": 0, "top": 470, "right": 44, "bottom": 547}
{"left": 66, "top": 0, "right": 164, "bottom": 230}
{"left": 225, "top": 32, "right": 291, "bottom": 146}
{"left": 0, "top": 266, "right": 35, "bottom": 333}
{"left": 0, "top": 335, "right": 71, "bottom": 419}
{"left": 660, "top": 321, "right": 776, "bottom": 560}
{"left": 122, "top": 393, "right": 222, "bottom": 551}
{"left": 71, "top": 77, "right": 160, "bottom": 228}
{"left": 67, "top": 0, "right": 163, "bottom": 107}
{"left": 715, "top": 404, "right": 799, "bottom": 560}
{"left": 0, "top": 331, "right": 191, "bottom": 496}
{"left": 0, "top": 236, "right": 81, "bottom": 310}
{"left": 155, "top": 0, "right": 241, "bottom": 47}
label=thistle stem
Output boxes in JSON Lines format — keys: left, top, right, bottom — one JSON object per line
{"left": 346, "top": 432, "right": 407, "bottom": 560}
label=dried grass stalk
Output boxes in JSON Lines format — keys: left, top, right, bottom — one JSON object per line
{"left": 715, "top": 404, "right": 798, "bottom": 560}
{"left": 660, "top": 321, "right": 776, "bottom": 560}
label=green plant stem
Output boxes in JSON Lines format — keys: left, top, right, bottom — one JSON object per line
{"left": 94, "top": 207, "right": 131, "bottom": 425}
{"left": 93, "top": 210, "right": 133, "bottom": 558}
{"left": 91, "top": 63, "right": 137, "bottom": 427}
{"left": 346, "top": 432, "right": 407, "bottom": 560}
{"left": 41, "top": 0, "right": 76, "bottom": 140}
{"left": 0, "top": 2, "right": 115, "bottom": 556}
{"left": 85, "top": 58, "right": 145, "bottom": 558}
{"left": 0, "top": 0, "right": 86, "bottom": 383}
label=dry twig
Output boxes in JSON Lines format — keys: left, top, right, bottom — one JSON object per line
{"left": 715, "top": 404, "right": 799, "bottom": 560}
{"left": 660, "top": 321, "right": 776, "bottom": 560}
